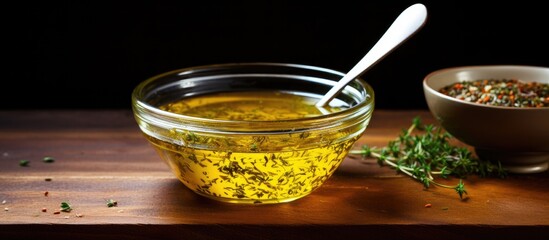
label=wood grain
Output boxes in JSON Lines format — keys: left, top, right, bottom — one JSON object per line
{"left": 0, "top": 110, "right": 547, "bottom": 240}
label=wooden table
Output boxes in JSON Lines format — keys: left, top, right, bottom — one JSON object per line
{"left": 1, "top": 110, "right": 547, "bottom": 240}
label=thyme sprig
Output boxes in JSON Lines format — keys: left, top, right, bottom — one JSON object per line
{"left": 349, "top": 116, "right": 507, "bottom": 199}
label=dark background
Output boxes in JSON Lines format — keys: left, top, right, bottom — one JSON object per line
{"left": 3, "top": 0, "right": 547, "bottom": 110}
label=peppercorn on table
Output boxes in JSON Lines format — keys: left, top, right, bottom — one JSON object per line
{"left": 0, "top": 110, "right": 547, "bottom": 240}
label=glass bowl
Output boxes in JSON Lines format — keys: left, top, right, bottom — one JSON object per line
{"left": 132, "top": 62, "right": 375, "bottom": 204}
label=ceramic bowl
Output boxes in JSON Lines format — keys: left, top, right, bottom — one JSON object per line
{"left": 423, "top": 65, "right": 549, "bottom": 174}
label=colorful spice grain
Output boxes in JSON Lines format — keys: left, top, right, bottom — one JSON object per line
{"left": 439, "top": 79, "right": 548, "bottom": 107}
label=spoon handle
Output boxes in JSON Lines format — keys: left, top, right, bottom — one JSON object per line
{"left": 316, "top": 3, "right": 428, "bottom": 107}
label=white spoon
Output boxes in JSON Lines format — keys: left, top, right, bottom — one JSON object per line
{"left": 315, "top": 3, "right": 428, "bottom": 107}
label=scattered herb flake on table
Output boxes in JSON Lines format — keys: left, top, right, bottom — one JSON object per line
{"left": 19, "top": 160, "right": 30, "bottom": 167}
{"left": 106, "top": 199, "right": 118, "bottom": 207}
{"left": 60, "top": 202, "right": 72, "bottom": 212}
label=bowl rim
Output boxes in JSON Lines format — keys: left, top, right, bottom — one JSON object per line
{"left": 132, "top": 62, "right": 375, "bottom": 130}
{"left": 423, "top": 64, "right": 549, "bottom": 110}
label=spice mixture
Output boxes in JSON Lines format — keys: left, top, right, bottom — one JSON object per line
{"left": 438, "top": 79, "right": 548, "bottom": 107}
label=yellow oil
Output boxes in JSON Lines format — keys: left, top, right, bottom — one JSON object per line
{"left": 160, "top": 91, "right": 345, "bottom": 120}
{"left": 147, "top": 91, "right": 361, "bottom": 204}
